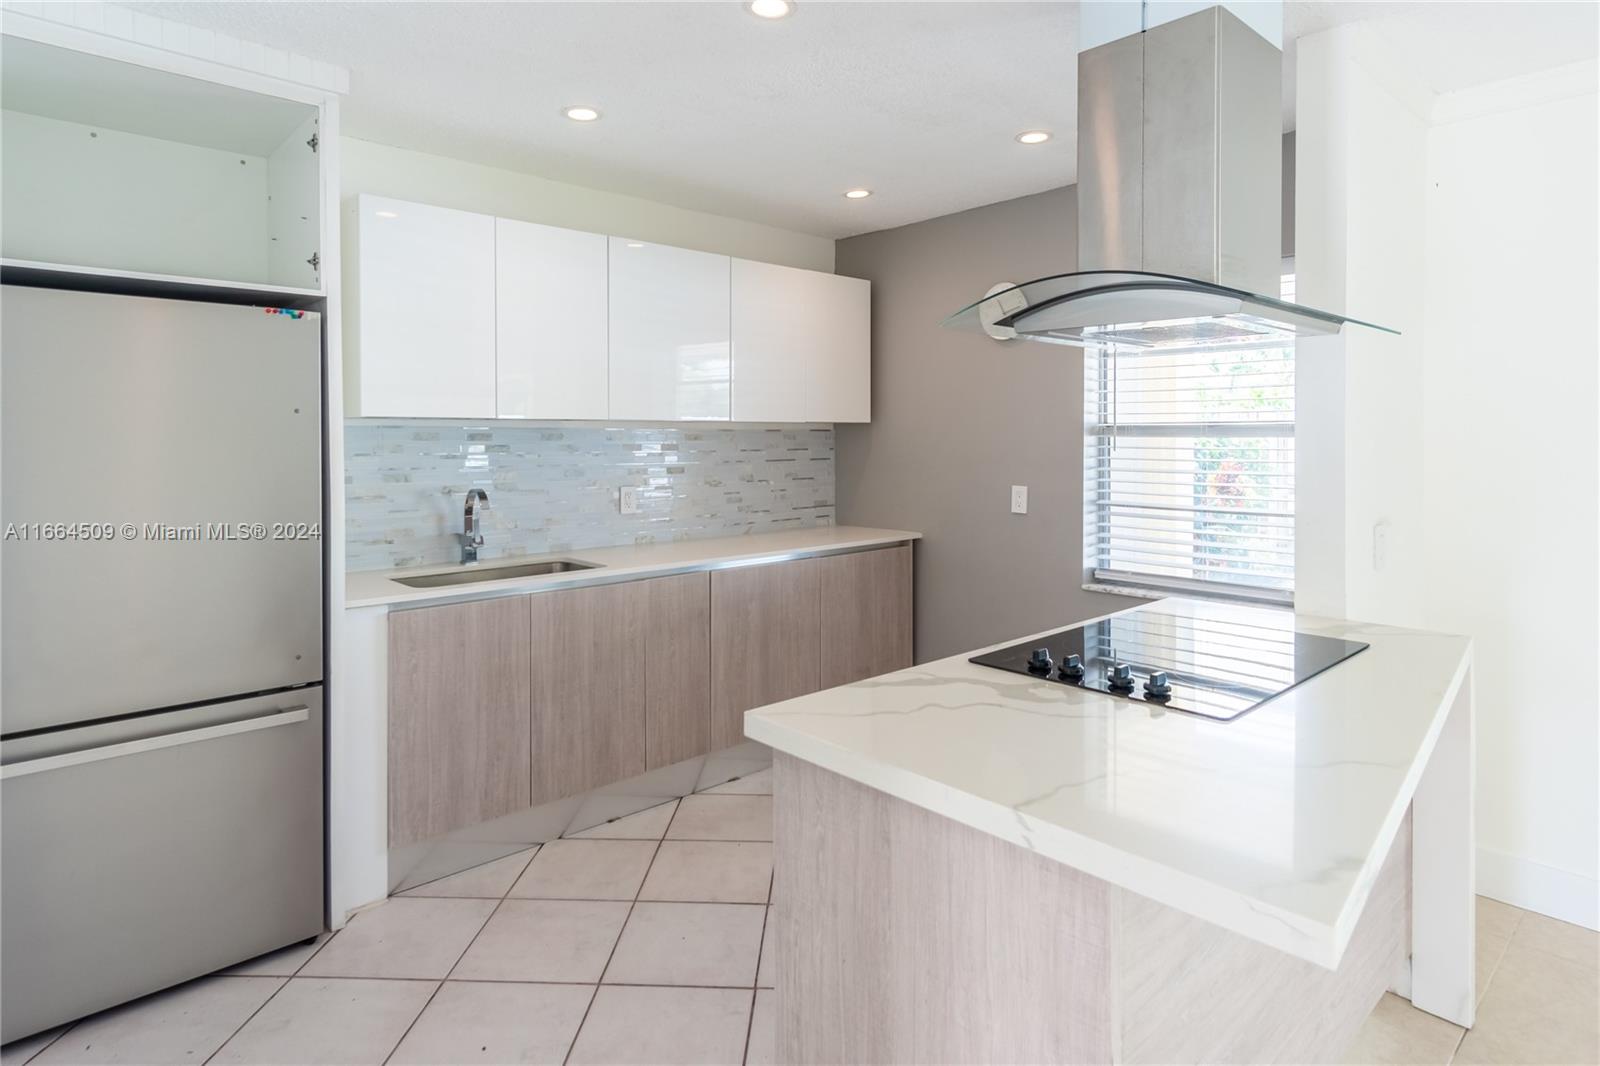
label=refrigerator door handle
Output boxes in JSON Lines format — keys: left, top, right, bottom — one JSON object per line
{"left": 0, "top": 707, "right": 309, "bottom": 780}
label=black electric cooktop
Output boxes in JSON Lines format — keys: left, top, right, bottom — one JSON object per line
{"left": 970, "top": 609, "right": 1369, "bottom": 721}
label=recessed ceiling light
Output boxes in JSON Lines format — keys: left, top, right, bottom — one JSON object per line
{"left": 564, "top": 106, "right": 601, "bottom": 122}
{"left": 749, "top": 0, "right": 793, "bottom": 18}
{"left": 625, "top": 242, "right": 644, "bottom": 248}
{"left": 374, "top": 210, "right": 399, "bottom": 219}
{"left": 1016, "top": 130, "right": 1051, "bottom": 145}
{"left": 843, "top": 188, "right": 872, "bottom": 200}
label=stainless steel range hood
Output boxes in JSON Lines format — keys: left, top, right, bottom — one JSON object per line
{"left": 945, "top": 5, "right": 1395, "bottom": 350}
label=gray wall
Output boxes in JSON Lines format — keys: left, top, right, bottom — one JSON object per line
{"left": 834, "top": 185, "right": 1140, "bottom": 662}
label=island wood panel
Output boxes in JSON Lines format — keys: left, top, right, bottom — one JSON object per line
{"left": 643, "top": 571, "right": 712, "bottom": 769}
{"left": 1116, "top": 809, "right": 1411, "bottom": 1064}
{"left": 710, "top": 558, "right": 821, "bottom": 749}
{"left": 817, "top": 545, "right": 913, "bottom": 689}
{"left": 773, "top": 753, "right": 1116, "bottom": 1066}
{"left": 529, "top": 581, "right": 648, "bottom": 806}
{"left": 388, "top": 596, "right": 531, "bottom": 847}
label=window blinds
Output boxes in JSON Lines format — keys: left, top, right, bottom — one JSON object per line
{"left": 1083, "top": 275, "right": 1296, "bottom": 603}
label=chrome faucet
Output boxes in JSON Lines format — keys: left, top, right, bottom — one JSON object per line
{"left": 460, "top": 489, "right": 490, "bottom": 564}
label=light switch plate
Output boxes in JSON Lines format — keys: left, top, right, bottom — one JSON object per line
{"left": 1010, "top": 485, "right": 1028, "bottom": 514}
{"left": 620, "top": 486, "right": 640, "bottom": 515}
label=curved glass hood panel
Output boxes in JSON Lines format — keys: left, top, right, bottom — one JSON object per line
{"left": 943, "top": 271, "right": 1397, "bottom": 351}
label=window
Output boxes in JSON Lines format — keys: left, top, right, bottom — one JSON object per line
{"left": 1083, "top": 269, "right": 1296, "bottom": 604}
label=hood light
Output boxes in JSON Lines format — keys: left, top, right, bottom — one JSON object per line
{"left": 1016, "top": 130, "right": 1051, "bottom": 145}
{"left": 844, "top": 189, "right": 872, "bottom": 200}
{"left": 749, "top": 0, "right": 793, "bottom": 18}
{"left": 564, "top": 106, "right": 601, "bottom": 122}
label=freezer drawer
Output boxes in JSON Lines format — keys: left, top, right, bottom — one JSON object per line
{"left": 0, "top": 688, "right": 324, "bottom": 1043}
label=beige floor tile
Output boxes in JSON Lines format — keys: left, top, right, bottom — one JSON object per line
{"left": 667, "top": 795, "right": 774, "bottom": 841}
{"left": 757, "top": 908, "right": 774, "bottom": 989}
{"left": 1475, "top": 896, "right": 1524, "bottom": 1001}
{"left": 1510, "top": 912, "right": 1600, "bottom": 970}
{"left": 33, "top": 977, "right": 283, "bottom": 1065}
{"left": 641, "top": 842, "right": 774, "bottom": 904}
{"left": 387, "top": 981, "right": 594, "bottom": 1065}
{"left": 605, "top": 902, "right": 765, "bottom": 987}
{"left": 702, "top": 768, "right": 773, "bottom": 795}
{"left": 300, "top": 897, "right": 495, "bottom": 980}
{"left": 567, "top": 986, "right": 752, "bottom": 1066}
{"left": 222, "top": 932, "right": 332, "bottom": 977}
{"left": 1, "top": 1027, "right": 65, "bottom": 1066}
{"left": 400, "top": 848, "right": 538, "bottom": 899}
{"left": 1338, "top": 992, "right": 1463, "bottom": 1065}
{"left": 509, "top": 839, "right": 657, "bottom": 900}
{"left": 566, "top": 799, "right": 678, "bottom": 840}
{"left": 1454, "top": 928, "right": 1600, "bottom": 1065}
{"left": 210, "top": 977, "right": 434, "bottom": 1066}
{"left": 746, "top": 989, "right": 776, "bottom": 1066}
{"left": 452, "top": 899, "right": 630, "bottom": 982}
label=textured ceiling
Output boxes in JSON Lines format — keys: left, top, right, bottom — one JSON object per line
{"left": 123, "top": 2, "right": 1597, "bottom": 239}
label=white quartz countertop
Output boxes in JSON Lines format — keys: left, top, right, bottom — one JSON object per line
{"left": 345, "top": 526, "right": 921, "bottom": 609}
{"left": 745, "top": 597, "right": 1472, "bottom": 969}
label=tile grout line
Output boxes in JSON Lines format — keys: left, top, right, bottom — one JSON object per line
{"left": 1445, "top": 905, "right": 1528, "bottom": 1065}
{"left": 379, "top": 870, "right": 522, "bottom": 1065}
{"left": 16, "top": 1024, "right": 71, "bottom": 1066}
{"left": 743, "top": 900, "right": 772, "bottom": 1065}
{"left": 562, "top": 800, "right": 680, "bottom": 1066}
{"left": 202, "top": 926, "right": 342, "bottom": 1065}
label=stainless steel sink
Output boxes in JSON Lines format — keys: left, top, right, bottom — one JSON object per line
{"left": 392, "top": 559, "right": 600, "bottom": 589}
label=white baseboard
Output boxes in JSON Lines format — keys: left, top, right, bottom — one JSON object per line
{"left": 1477, "top": 845, "right": 1599, "bottom": 931}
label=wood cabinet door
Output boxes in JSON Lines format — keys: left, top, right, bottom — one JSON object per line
{"left": 496, "top": 218, "right": 609, "bottom": 420}
{"left": 607, "top": 237, "right": 731, "bottom": 421}
{"left": 644, "top": 572, "right": 712, "bottom": 770}
{"left": 388, "top": 596, "right": 531, "bottom": 847}
{"left": 350, "top": 195, "right": 496, "bottom": 418}
{"left": 529, "top": 581, "right": 648, "bottom": 805}
{"left": 818, "top": 546, "right": 914, "bottom": 689}
{"left": 710, "top": 558, "right": 820, "bottom": 749}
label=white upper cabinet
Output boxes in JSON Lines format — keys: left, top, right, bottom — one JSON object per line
{"left": 0, "top": 35, "right": 324, "bottom": 293}
{"left": 496, "top": 219, "right": 608, "bottom": 420}
{"left": 732, "top": 259, "right": 871, "bottom": 423}
{"left": 347, "top": 195, "right": 496, "bottom": 418}
{"left": 608, "top": 238, "right": 731, "bottom": 422}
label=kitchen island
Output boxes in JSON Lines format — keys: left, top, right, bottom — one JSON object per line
{"left": 745, "top": 598, "right": 1474, "bottom": 1064}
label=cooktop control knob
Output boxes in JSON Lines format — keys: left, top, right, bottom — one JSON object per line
{"left": 1144, "top": 670, "right": 1173, "bottom": 698}
{"left": 1107, "top": 662, "right": 1135, "bottom": 691}
{"left": 1058, "top": 653, "right": 1085, "bottom": 681}
{"left": 1027, "top": 648, "right": 1054, "bottom": 674}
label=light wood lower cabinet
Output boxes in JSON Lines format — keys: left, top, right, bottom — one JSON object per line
{"left": 710, "top": 558, "right": 821, "bottom": 750}
{"left": 388, "top": 596, "right": 531, "bottom": 848}
{"left": 644, "top": 572, "right": 712, "bottom": 770}
{"left": 388, "top": 544, "right": 915, "bottom": 845}
{"left": 818, "top": 544, "right": 914, "bottom": 688}
{"left": 529, "top": 581, "right": 649, "bottom": 806}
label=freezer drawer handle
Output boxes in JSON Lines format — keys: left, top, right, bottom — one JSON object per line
{"left": 0, "top": 707, "right": 310, "bottom": 780}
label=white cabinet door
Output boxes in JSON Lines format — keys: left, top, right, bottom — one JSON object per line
{"left": 348, "top": 195, "right": 496, "bottom": 418}
{"left": 732, "top": 259, "right": 870, "bottom": 423}
{"left": 496, "top": 219, "right": 608, "bottom": 420}
{"left": 808, "top": 271, "right": 871, "bottom": 423}
{"left": 608, "top": 238, "right": 730, "bottom": 421}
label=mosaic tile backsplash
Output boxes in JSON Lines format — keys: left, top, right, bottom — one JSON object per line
{"left": 345, "top": 421, "right": 835, "bottom": 571}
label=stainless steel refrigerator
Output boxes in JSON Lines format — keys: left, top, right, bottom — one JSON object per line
{"left": 0, "top": 285, "right": 325, "bottom": 1042}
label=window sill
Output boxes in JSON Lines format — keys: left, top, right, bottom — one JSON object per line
{"left": 1082, "top": 582, "right": 1167, "bottom": 601}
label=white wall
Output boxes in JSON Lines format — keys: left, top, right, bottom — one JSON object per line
{"left": 1299, "top": 28, "right": 1599, "bottom": 928}
{"left": 1422, "top": 61, "right": 1599, "bottom": 929}
{"left": 1294, "top": 24, "right": 1431, "bottom": 628}
{"left": 340, "top": 137, "right": 834, "bottom": 273}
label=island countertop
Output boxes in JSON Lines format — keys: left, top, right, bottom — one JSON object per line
{"left": 345, "top": 525, "right": 921, "bottom": 609}
{"left": 745, "top": 597, "right": 1472, "bottom": 970}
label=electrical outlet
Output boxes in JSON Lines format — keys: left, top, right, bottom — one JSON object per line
{"left": 620, "top": 486, "right": 640, "bottom": 515}
{"left": 1010, "top": 485, "right": 1029, "bottom": 515}
{"left": 1372, "top": 519, "right": 1390, "bottom": 571}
